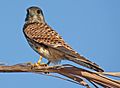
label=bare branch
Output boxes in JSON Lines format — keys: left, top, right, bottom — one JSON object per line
{"left": 0, "top": 63, "right": 120, "bottom": 88}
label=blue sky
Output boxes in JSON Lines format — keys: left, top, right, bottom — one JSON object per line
{"left": 0, "top": 0, "right": 120, "bottom": 88}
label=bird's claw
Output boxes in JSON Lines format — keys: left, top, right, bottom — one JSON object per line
{"left": 32, "top": 62, "right": 48, "bottom": 67}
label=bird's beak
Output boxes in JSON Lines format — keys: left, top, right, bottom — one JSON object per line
{"left": 29, "top": 12, "right": 36, "bottom": 17}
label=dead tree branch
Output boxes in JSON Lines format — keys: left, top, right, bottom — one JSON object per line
{"left": 0, "top": 63, "right": 120, "bottom": 88}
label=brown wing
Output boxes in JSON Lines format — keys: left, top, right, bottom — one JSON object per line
{"left": 23, "top": 22, "right": 104, "bottom": 72}
{"left": 23, "top": 22, "right": 74, "bottom": 51}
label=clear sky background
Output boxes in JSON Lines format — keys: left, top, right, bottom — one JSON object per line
{"left": 0, "top": 0, "right": 120, "bottom": 88}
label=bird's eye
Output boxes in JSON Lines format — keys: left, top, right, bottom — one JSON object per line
{"left": 37, "top": 9, "right": 40, "bottom": 14}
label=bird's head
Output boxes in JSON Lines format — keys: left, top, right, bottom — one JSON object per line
{"left": 25, "top": 6, "right": 45, "bottom": 24}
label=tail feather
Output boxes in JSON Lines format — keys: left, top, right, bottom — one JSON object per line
{"left": 65, "top": 54, "right": 104, "bottom": 72}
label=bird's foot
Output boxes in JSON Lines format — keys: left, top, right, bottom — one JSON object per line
{"left": 26, "top": 61, "right": 48, "bottom": 69}
{"left": 33, "top": 62, "right": 48, "bottom": 67}
{"left": 33, "top": 55, "right": 48, "bottom": 67}
{"left": 26, "top": 56, "right": 48, "bottom": 69}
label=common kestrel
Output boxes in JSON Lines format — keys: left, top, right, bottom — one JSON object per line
{"left": 23, "top": 6, "right": 104, "bottom": 72}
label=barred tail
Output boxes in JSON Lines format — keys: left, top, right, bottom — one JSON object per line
{"left": 65, "top": 54, "right": 104, "bottom": 72}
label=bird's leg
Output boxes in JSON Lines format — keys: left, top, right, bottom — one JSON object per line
{"left": 33, "top": 56, "right": 48, "bottom": 67}
{"left": 37, "top": 55, "right": 43, "bottom": 65}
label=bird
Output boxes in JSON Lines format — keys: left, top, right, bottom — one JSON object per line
{"left": 23, "top": 6, "right": 104, "bottom": 72}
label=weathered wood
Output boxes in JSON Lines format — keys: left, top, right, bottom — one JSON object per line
{"left": 0, "top": 63, "right": 120, "bottom": 88}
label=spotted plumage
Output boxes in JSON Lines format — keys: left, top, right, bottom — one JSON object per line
{"left": 23, "top": 6, "right": 104, "bottom": 72}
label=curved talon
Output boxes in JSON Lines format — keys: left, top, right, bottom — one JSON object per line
{"left": 31, "top": 63, "right": 47, "bottom": 67}
{"left": 37, "top": 63, "right": 48, "bottom": 66}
